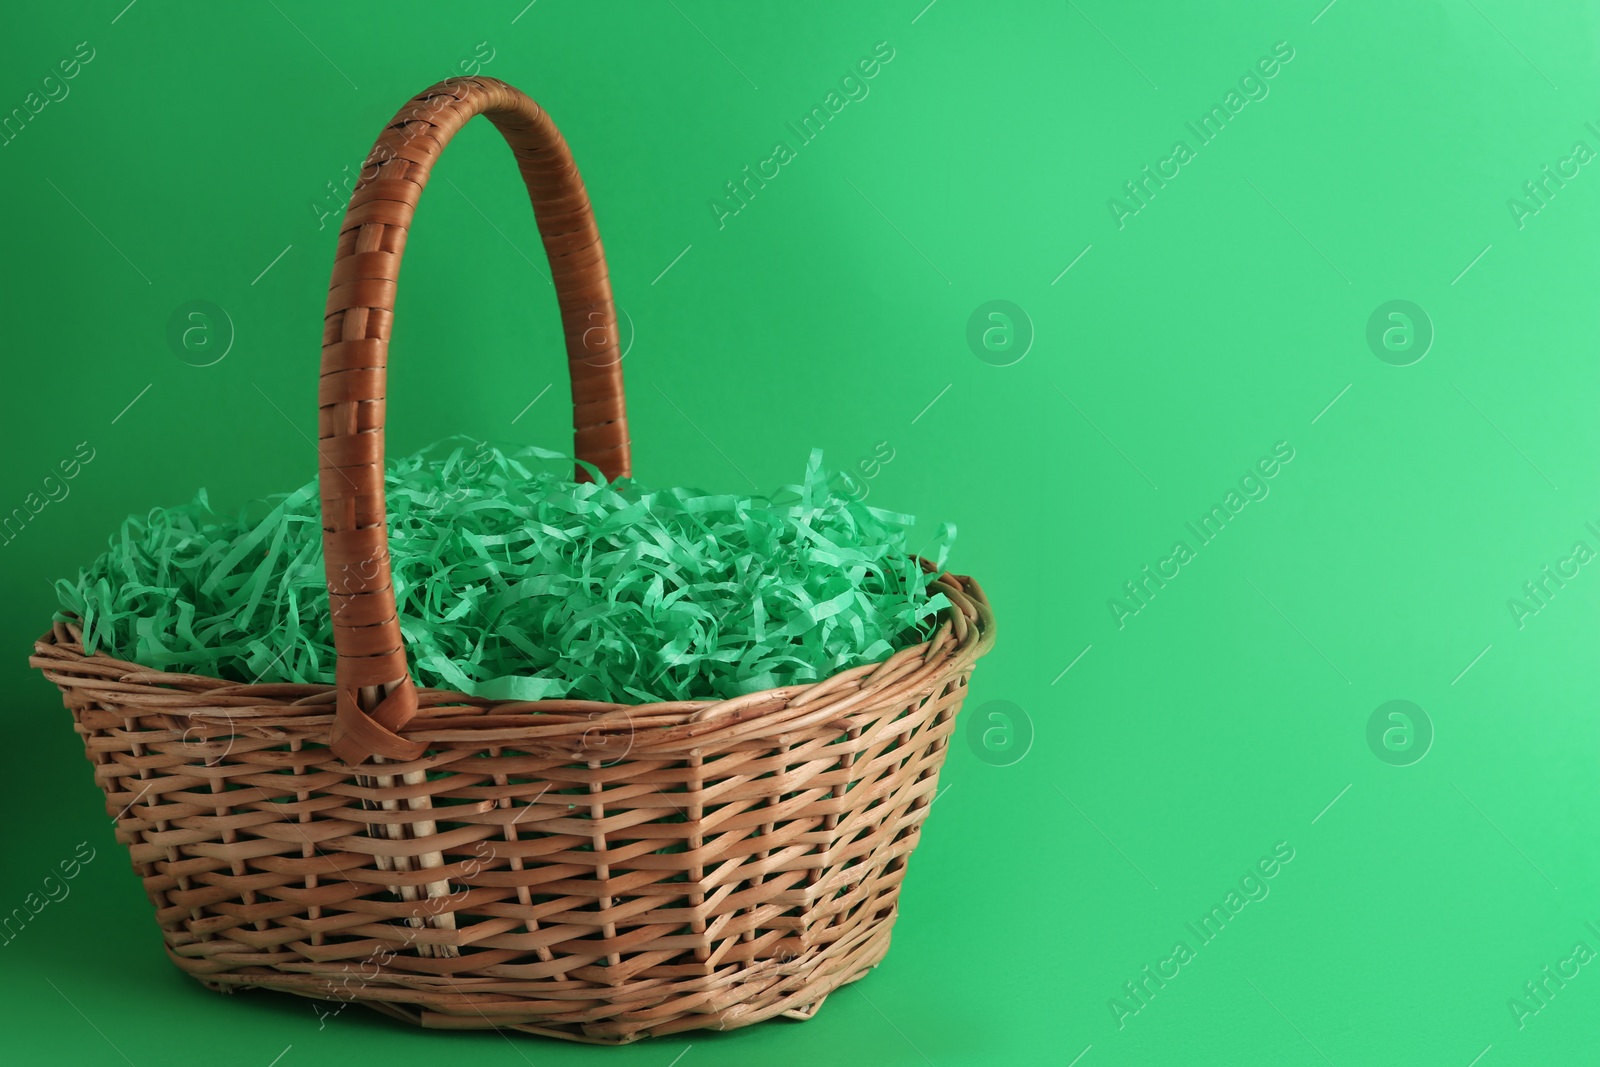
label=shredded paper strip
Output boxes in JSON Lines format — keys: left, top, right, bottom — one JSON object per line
{"left": 56, "top": 440, "right": 954, "bottom": 703}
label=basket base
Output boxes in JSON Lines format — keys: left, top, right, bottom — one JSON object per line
{"left": 186, "top": 922, "right": 894, "bottom": 1045}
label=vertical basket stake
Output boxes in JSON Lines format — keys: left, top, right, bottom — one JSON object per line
{"left": 359, "top": 683, "right": 458, "bottom": 959}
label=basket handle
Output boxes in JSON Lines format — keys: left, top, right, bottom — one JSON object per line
{"left": 319, "top": 77, "right": 629, "bottom": 765}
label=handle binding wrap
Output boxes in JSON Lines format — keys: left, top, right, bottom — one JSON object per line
{"left": 318, "top": 77, "right": 630, "bottom": 764}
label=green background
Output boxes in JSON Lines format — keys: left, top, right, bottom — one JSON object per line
{"left": 2, "top": 1, "right": 1597, "bottom": 1064}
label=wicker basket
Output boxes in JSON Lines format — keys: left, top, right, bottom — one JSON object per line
{"left": 29, "top": 76, "right": 995, "bottom": 1045}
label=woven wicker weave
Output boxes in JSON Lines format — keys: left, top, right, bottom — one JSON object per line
{"left": 29, "top": 77, "right": 996, "bottom": 1044}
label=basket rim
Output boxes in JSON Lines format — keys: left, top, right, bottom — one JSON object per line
{"left": 32, "top": 570, "right": 994, "bottom": 759}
